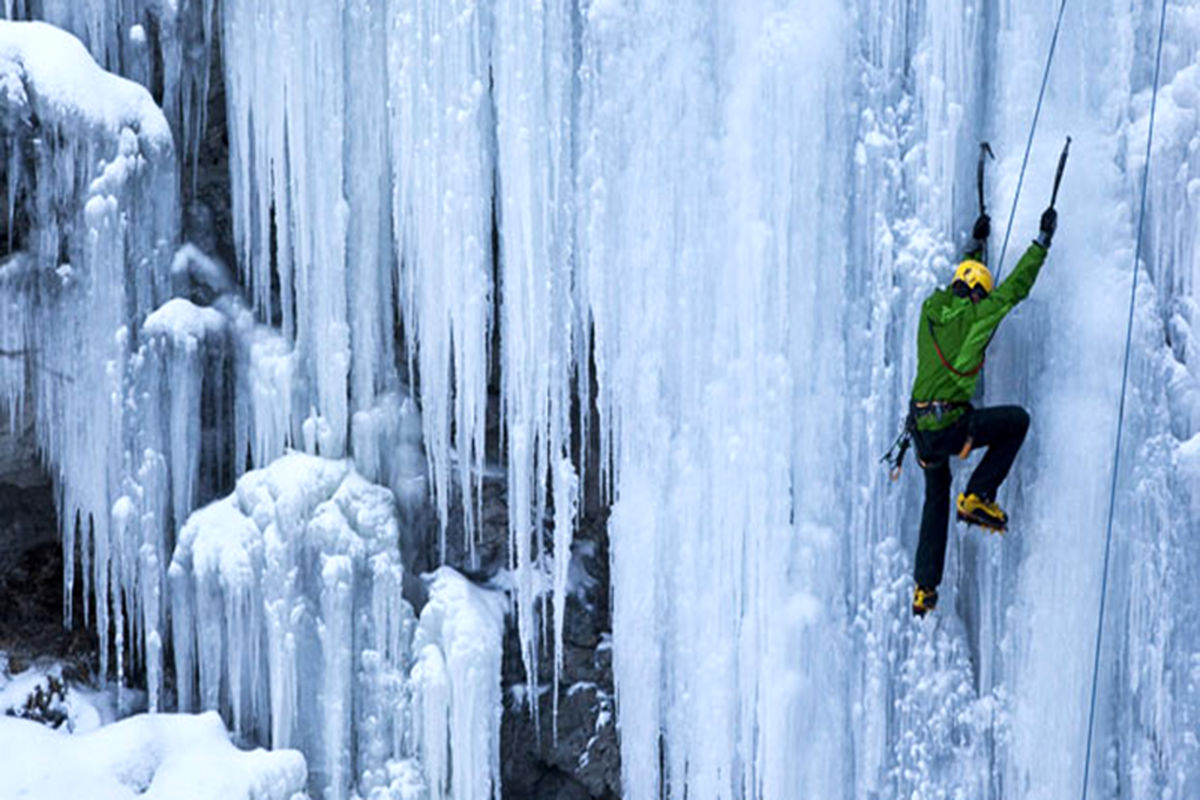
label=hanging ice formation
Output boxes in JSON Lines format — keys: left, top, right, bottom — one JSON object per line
{"left": 2, "top": 14, "right": 510, "bottom": 799}
{"left": 170, "top": 453, "right": 410, "bottom": 799}
{"left": 6, "top": 0, "right": 1200, "bottom": 798}
{"left": 0, "top": 21, "right": 179, "bottom": 703}
{"left": 218, "top": 0, "right": 583, "bottom": 713}
{"left": 168, "top": 455, "right": 506, "bottom": 799}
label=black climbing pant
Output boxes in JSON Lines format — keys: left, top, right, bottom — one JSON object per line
{"left": 912, "top": 405, "right": 1030, "bottom": 591}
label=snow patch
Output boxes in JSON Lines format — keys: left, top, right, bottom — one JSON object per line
{"left": 0, "top": 711, "right": 307, "bottom": 800}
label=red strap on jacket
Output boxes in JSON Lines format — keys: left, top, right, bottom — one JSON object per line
{"left": 927, "top": 318, "right": 985, "bottom": 378}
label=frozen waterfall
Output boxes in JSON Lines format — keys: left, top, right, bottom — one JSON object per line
{"left": 3, "top": 1, "right": 1200, "bottom": 799}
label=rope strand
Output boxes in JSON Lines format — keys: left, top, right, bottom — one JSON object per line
{"left": 1079, "top": 1, "right": 1171, "bottom": 798}
{"left": 994, "top": 0, "right": 1071, "bottom": 280}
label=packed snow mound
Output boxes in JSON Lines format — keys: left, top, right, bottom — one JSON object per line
{"left": 0, "top": 711, "right": 306, "bottom": 800}
{"left": 170, "top": 452, "right": 414, "bottom": 800}
{"left": 0, "top": 20, "right": 169, "bottom": 143}
{"left": 143, "top": 297, "right": 227, "bottom": 345}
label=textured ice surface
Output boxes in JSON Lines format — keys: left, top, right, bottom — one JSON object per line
{"left": 170, "top": 453, "right": 413, "bottom": 800}
{"left": 168, "top": 454, "right": 504, "bottom": 800}
{"left": 0, "top": 20, "right": 178, "bottom": 702}
{"left": 580, "top": 1, "right": 1200, "bottom": 798}
{"left": 6, "top": 3, "right": 1200, "bottom": 799}
{"left": 411, "top": 567, "right": 506, "bottom": 800}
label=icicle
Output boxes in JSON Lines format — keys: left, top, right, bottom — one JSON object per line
{"left": 319, "top": 554, "right": 354, "bottom": 800}
{"left": 550, "top": 456, "right": 578, "bottom": 734}
{"left": 344, "top": 0, "right": 396, "bottom": 416}
{"left": 388, "top": 0, "right": 495, "bottom": 553}
{"left": 491, "top": 0, "right": 581, "bottom": 719}
{"left": 0, "top": 22, "right": 176, "bottom": 685}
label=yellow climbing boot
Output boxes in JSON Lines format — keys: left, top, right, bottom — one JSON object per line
{"left": 956, "top": 492, "right": 1008, "bottom": 532}
{"left": 912, "top": 585, "right": 938, "bottom": 617}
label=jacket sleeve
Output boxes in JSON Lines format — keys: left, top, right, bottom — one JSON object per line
{"left": 957, "top": 241, "right": 1048, "bottom": 359}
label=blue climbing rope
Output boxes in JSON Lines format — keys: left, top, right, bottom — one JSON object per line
{"left": 1080, "top": 1, "right": 1171, "bottom": 798}
{"left": 993, "top": 0, "right": 1071, "bottom": 279}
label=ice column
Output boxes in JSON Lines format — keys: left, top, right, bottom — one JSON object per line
{"left": 492, "top": 0, "right": 581, "bottom": 717}
{"left": 124, "top": 298, "right": 228, "bottom": 709}
{"left": 411, "top": 567, "right": 506, "bottom": 800}
{"left": 388, "top": 0, "right": 494, "bottom": 552}
{"left": 578, "top": 1, "right": 853, "bottom": 796}
{"left": 169, "top": 454, "right": 414, "bottom": 800}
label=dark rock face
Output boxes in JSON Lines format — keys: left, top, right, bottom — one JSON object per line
{"left": 404, "top": 396, "right": 621, "bottom": 797}
{"left": 499, "top": 509, "right": 620, "bottom": 800}
{"left": 182, "top": 18, "right": 237, "bottom": 286}
{"left": 0, "top": 474, "right": 96, "bottom": 680}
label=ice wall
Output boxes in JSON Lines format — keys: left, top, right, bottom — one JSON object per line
{"left": 580, "top": 0, "right": 1200, "bottom": 796}
{"left": 0, "top": 20, "right": 179, "bottom": 694}
{"left": 6, "top": 2, "right": 1200, "bottom": 799}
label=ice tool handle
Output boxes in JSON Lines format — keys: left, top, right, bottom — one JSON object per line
{"left": 976, "top": 141, "right": 995, "bottom": 215}
{"left": 1050, "top": 135, "right": 1071, "bottom": 209}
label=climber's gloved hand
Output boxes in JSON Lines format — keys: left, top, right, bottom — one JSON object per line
{"left": 972, "top": 214, "right": 991, "bottom": 241}
{"left": 1037, "top": 207, "right": 1057, "bottom": 248}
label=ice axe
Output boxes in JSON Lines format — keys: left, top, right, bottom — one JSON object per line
{"left": 975, "top": 142, "right": 995, "bottom": 264}
{"left": 976, "top": 141, "right": 995, "bottom": 216}
{"left": 1050, "top": 136, "right": 1071, "bottom": 208}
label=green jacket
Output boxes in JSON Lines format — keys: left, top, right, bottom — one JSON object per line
{"left": 910, "top": 241, "right": 1048, "bottom": 430}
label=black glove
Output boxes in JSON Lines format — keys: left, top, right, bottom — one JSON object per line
{"left": 1037, "top": 207, "right": 1057, "bottom": 248}
{"left": 972, "top": 214, "right": 991, "bottom": 241}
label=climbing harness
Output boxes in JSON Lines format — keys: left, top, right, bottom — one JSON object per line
{"left": 1080, "top": 1, "right": 1170, "bottom": 798}
{"left": 911, "top": 400, "right": 972, "bottom": 423}
{"left": 880, "top": 400, "right": 973, "bottom": 479}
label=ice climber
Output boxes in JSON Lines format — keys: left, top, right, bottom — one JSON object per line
{"left": 908, "top": 207, "right": 1057, "bottom": 617}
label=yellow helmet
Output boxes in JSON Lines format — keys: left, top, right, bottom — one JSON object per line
{"left": 953, "top": 259, "right": 994, "bottom": 296}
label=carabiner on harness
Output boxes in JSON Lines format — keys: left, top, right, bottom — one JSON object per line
{"left": 881, "top": 423, "right": 914, "bottom": 481}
